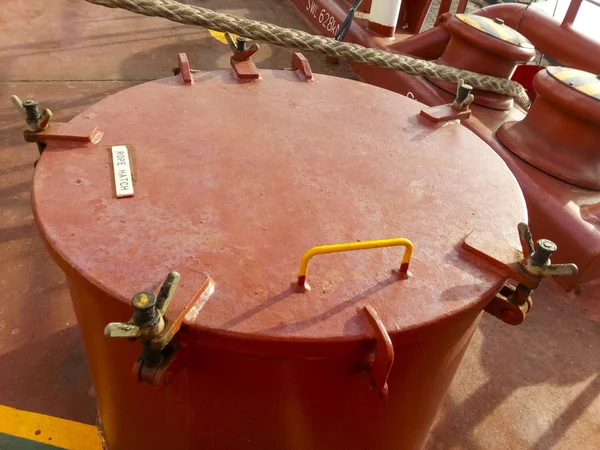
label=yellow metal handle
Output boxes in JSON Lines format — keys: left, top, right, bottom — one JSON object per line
{"left": 297, "top": 238, "right": 414, "bottom": 290}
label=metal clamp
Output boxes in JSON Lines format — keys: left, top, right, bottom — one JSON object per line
{"left": 12, "top": 95, "right": 53, "bottom": 156}
{"left": 419, "top": 79, "right": 473, "bottom": 123}
{"left": 104, "top": 270, "right": 214, "bottom": 385}
{"left": 12, "top": 96, "right": 52, "bottom": 133}
{"left": 517, "top": 223, "right": 578, "bottom": 279}
{"left": 105, "top": 272, "right": 180, "bottom": 371}
{"left": 11, "top": 95, "right": 103, "bottom": 160}
{"left": 462, "top": 222, "right": 577, "bottom": 325}
{"left": 225, "top": 32, "right": 260, "bottom": 80}
{"left": 297, "top": 237, "right": 414, "bottom": 291}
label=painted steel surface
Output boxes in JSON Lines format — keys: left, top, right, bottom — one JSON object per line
{"left": 32, "top": 69, "right": 526, "bottom": 449}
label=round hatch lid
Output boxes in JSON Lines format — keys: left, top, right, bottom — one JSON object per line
{"left": 547, "top": 66, "right": 600, "bottom": 102}
{"left": 456, "top": 14, "right": 534, "bottom": 49}
{"left": 32, "top": 68, "right": 526, "bottom": 342}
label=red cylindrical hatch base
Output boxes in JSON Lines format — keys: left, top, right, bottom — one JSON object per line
{"left": 67, "top": 271, "right": 482, "bottom": 450}
{"left": 31, "top": 68, "right": 526, "bottom": 449}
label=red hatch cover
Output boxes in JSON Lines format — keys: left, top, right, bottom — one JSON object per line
{"left": 32, "top": 70, "right": 526, "bottom": 342}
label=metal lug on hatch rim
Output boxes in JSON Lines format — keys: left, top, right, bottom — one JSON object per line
{"left": 175, "top": 53, "right": 194, "bottom": 85}
{"left": 291, "top": 53, "right": 314, "bottom": 81}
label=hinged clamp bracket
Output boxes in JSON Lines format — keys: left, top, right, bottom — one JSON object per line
{"left": 225, "top": 33, "right": 260, "bottom": 80}
{"left": 11, "top": 95, "right": 103, "bottom": 161}
{"left": 420, "top": 79, "right": 474, "bottom": 123}
{"left": 104, "top": 268, "right": 214, "bottom": 385}
{"left": 463, "top": 222, "right": 577, "bottom": 325}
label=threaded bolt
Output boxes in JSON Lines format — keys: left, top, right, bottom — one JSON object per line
{"left": 456, "top": 83, "right": 473, "bottom": 104}
{"left": 531, "top": 239, "right": 557, "bottom": 266}
{"left": 22, "top": 100, "right": 41, "bottom": 122}
{"left": 132, "top": 292, "right": 161, "bottom": 327}
{"left": 236, "top": 37, "right": 248, "bottom": 52}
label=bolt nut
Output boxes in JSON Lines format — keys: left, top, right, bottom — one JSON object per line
{"left": 538, "top": 239, "right": 557, "bottom": 253}
{"left": 456, "top": 83, "right": 473, "bottom": 104}
{"left": 131, "top": 291, "right": 162, "bottom": 328}
{"left": 131, "top": 292, "right": 161, "bottom": 328}
{"left": 132, "top": 292, "right": 157, "bottom": 310}
{"left": 236, "top": 37, "right": 248, "bottom": 52}
{"left": 531, "top": 239, "right": 557, "bottom": 265}
{"left": 22, "top": 100, "right": 41, "bottom": 122}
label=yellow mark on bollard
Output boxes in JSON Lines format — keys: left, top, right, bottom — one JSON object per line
{"left": 0, "top": 404, "right": 103, "bottom": 449}
{"left": 208, "top": 29, "right": 239, "bottom": 44}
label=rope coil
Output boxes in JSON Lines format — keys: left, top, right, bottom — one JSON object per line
{"left": 85, "top": 0, "right": 531, "bottom": 109}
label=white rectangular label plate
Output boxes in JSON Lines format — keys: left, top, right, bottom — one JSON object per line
{"left": 111, "top": 145, "right": 134, "bottom": 198}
